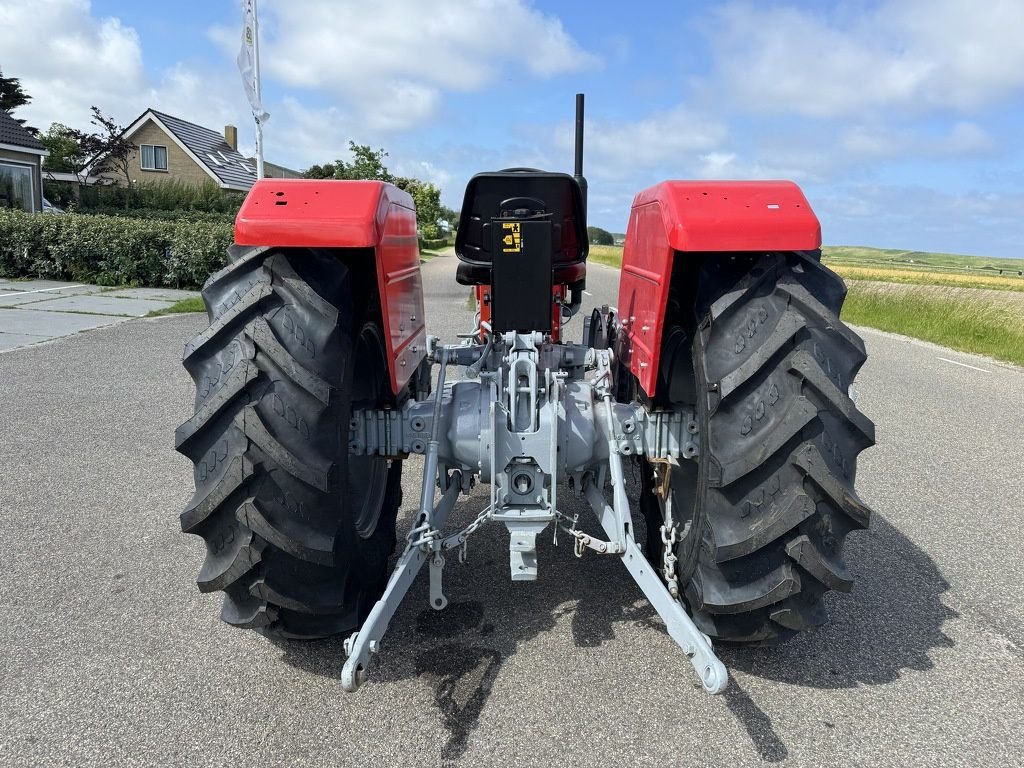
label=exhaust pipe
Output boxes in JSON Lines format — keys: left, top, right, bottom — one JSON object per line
{"left": 574, "top": 93, "right": 587, "bottom": 223}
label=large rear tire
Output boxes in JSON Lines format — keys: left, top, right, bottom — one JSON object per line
{"left": 175, "top": 245, "right": 401, "bottom": 639}
{"left": 642, "top": 250, "right": 875, "bottom": 644}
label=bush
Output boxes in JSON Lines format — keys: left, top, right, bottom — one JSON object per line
{"left": 68, "top": 208, "right": 236, "bottom": 224}
{"left": 76, "top": 180, "right": 245, "bottom": 215}
{"left": 43, "top": 180, "right": 77, "bottom": 209}
{"left": 419, "top": 237, "right": 449, "bottom": 251}
{"left": 587, "top": 226, "right": 614, "bottom": 246}
{"left": 0, "top": 209, "right": 233, "bottom": 289}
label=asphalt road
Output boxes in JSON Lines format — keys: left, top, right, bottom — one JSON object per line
{"left": 1, "top": 253, "right": 1022, "bottom": 767}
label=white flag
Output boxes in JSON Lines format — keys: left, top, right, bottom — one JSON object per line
{"left": 237, "top": 0, "right": 269, "bottom": 123}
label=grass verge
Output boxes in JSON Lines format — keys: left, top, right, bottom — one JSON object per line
{"left": 588, "top": 244, "right": 624, "bottom": 268}
{"left": 841, "top": 282, "right": 1024, "bottom": 366}
{"left": 147, "top": 296, "right": 205, "bottom": 316}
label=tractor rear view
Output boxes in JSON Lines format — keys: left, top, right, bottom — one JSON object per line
{"left": 174, "top": 95, "right": 874, "bottom": 694}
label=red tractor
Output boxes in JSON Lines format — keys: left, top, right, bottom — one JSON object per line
{"left": 175, "top": 95, "right": 874, "bottom": 693}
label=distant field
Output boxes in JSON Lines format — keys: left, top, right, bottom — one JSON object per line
{"left": 821, "top": 245, "right": 1024, "bottom": 274}
{"left": 828, "top": 265, "right": 1024, "bottom": 292}
{"left": 583, "top": 243, "right": 1023, "bottom": 365}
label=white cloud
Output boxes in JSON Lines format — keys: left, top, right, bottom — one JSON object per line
{"left": 144, "top": 65, "right": 253, "bottom": 140}
{"left": 840, "top": 121, "right": 995, "bottom": 159}
{"left": 705, "top": 0, "right": 1024, "bottom": 118}
{"left": 256, "top": 0, "right": 599, "bottom": 131}
{"left": 267, "top": 98, "right": 356, "bottom": 170}
{"left": 0, "top": 0, "right": 146, "bottom": 128}
{"left": 556, "top": 106, "right": 727, "bottom": 179}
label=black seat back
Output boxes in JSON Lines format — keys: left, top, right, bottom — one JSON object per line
{"left": 454, "top": 169, "right": 588, "bottom": 288}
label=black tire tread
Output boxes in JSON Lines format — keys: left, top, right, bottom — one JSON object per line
{"left": 176, "top": 245, "right": 401, "bottom": 639}
{"left": 678, "top": 251, "right": 875, "bottom": 643}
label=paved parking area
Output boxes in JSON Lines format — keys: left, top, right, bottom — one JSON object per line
{"left": 0, "top": 279, "right": 199, "bottom": 352}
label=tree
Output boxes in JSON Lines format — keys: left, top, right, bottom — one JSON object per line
{"left": 0, "top": 69, "right": 30, "bottom": 112}
{"left": 40, "top": 123, "right": 85, "bottom": 173}
{"left": 394, "top": 177, "right": 443, "bottom": 239}
{"left": 304, "top": 142, "right": 393, "bottom": 182}
{"left": 0, "top": 68, "right": 37, "bottom": 134}
{"left": 439, "top": 204, "right": 459, "bottom": 232}
{"left": 77, "top": 107, "right": 135, "bottom": 189}
{"left": 304, "top": 142, "right": 446, "bottom": 235}
{"left": 587, "top": 226, "right": 614, "bottom": 246}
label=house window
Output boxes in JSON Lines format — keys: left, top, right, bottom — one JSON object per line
{"left": 0, "top": 161, "right": 36, "bottom": 212}
{"left": 140, "top": 144, "right": 168, "bottom": 171}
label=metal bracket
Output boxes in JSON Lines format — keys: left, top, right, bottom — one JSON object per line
{"left": 566, "top": 528, "right": 624, "bottom": 557}
{"left": 648, "top": 456, "right": 673, "bottom": 500}
{"left": 429, "top": 553, "right": 448, "bottom": 610}
{"left": 494, "top": 510, "right": 553, "bottom": 581}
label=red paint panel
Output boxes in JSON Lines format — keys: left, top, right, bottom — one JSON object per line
{"left": 618, "top": 180, "right": 821, "bottom": 398}
{"left": 631, "top": 180, "right": 821, "bottom": 252}
{"left": 617, "top": 201, "right": 674, "bottom": 398}
{"left": 234, "top": 179, "right": 426, "bottom": 396}
{"left": 235, "top": 179, "right": 394, "bottom": 247}
{"left": 373, "top": 198, "right": 427, "bottom": 395}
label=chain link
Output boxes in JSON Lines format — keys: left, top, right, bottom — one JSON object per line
{"left": 660, "top": 491, "right": 680, "bottom": 598}
{"left": 439, "top": 504, "right": 494, "bottom": 561}
{"left": 648, "top": 460, "right": 688, "bottom": 599}
{"left": 407, "top": 502, "right": 495, "bottom": 554}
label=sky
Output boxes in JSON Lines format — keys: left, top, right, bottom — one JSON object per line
{"left": 2, "top": 0, "right": 1023, "bottom": 257}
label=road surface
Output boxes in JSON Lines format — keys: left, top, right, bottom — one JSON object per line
{"left": 1, "top": 253, "right": 1021, "bottom": 766}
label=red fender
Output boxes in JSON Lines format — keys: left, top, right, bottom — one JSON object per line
{"left": 617, "top": 180, "right": 821, "bottom": 398}
{"left": 235, "top": 179, "right": 427, "bottom": 396}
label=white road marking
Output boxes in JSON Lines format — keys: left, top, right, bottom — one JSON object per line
{"left": 0, "top": 284, "right": 86, "bottom": 298}
{"left": 583, "top": 290, "right": 593, "bottom": 296}
{"left": 937, "top": 357, "right": 991, "bottom": 373}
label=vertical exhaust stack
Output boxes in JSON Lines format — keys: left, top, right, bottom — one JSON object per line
{"left": 574, "top": 93, "right": 587, "bottom": 229}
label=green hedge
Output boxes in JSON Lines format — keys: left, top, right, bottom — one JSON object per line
{"left": 67, "top": 208, "right": 236, "bottom": 223}
{"left": 0, "top": 209, "right": 233, "bottom": 289}
{"left": 77, "top": 180, "right": 245, "bottom": 214}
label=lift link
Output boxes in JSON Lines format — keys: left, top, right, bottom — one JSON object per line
{"left": 340, "top": 473, "right": 463, "bottom": 692}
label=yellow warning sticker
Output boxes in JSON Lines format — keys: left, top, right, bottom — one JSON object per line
{"left": 501, "top": 222, "right": 522, "bottom": 253}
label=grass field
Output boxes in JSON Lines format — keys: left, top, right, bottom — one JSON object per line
{"left": 584, "top": 243, "right": 1023, "bottom": 366}
{"left": 842, "top": 282, "right": 1024, "bottom": 366}
{"left": 824, "top": 247, "right": 1023, "bottom": 365}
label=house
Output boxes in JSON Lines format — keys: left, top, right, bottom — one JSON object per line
{"left": 96, "top": 108, "right": 298, "bottom": 191}
{"left": 0, "top": 110, "right": 47, "bottom": 212}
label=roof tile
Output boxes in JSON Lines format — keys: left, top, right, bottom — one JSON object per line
{"left": 148, "top": 109, "right": 256, "bottom": 190}
{"left": 0, "top": 110, "right": 45, "bottom": 152}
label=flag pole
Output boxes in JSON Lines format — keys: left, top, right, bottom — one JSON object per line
{"left": 253, "top": 0, "right": 265, "bottom": 180}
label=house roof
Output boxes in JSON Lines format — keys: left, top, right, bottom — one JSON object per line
{"left": 122, "top": 108, "right": 258, "bottom": 191}
{"left": 0, "top": 110, "right": 46, "bottom": 154}
{"left": 249, "top": 158, "right": 303, "bottom": 179}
